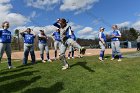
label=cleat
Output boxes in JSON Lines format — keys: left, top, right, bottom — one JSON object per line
{"left": 99, "top": 57, "right": 103, "bottom": 61}
{"left": 80, "top": 47, "right": 86, "bottom": 55}
{"left": 48, "top": 59, "right": 52, "bottom": 62}
{"left": 111, "top": 58, "right": 115, "bottom": 61}
{"left": 42, "top": 60, "right": 46, "bottom": 63}
{"left": 118, "top": 59, "right": 122, "bottom": 62}
{"left": 8, "top": 66, "right": 16, "bottom": 69}
{"left": 68, "top": 57, "right": 70, "bottom": 59}
{"left": 62, "top": 64, "right": 69, "bottom": 70}
{"left": 54, "top": 57, "right": 57, "bottom": 60}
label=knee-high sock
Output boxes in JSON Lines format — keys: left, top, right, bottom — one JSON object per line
{"left": 68, "top": 52, "right": 71, "bottom": 57}
{"left": 47, "top": 53, "right": 50, "bottom": 60}
{"left": 100, "top": 51, "right": 104, "bottom": 58}
{"left": 60, "top": 54, "right": 68, "bottom": 66}
{"left": 8, "top": 58, "right": 12, "bottom": 66}
{"left": 40, "top": 54, "right": 44, "bottom": 60}
{"left": 72, "top": 51, "right": 74, "bottom": 57}
{"left": 55, "top": 50, "right": 57, "bottom": 58}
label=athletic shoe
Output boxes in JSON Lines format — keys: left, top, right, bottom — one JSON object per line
{"left": 48, "top": 59, "right": 52, "bottom": 62}
{"left": 78, "top": 55, "right": 83, "bottom": 58}
{"left": 42, "top": 60, "right": 46, "bottom": 63}
{"left": 54, "top": 57, "right": 57, "bottom": 60}
{"left": 99, "top": 57, "right": 103, "bottom": 61}
{"left": 72, "top": 57, "right": 74, "bottom": 59}
{"left": 118, "top": 59, "right": 122, "bottom": 62}
{"left": 8, "top": 66, "right": 16, "bottom": 69}
{"left": 68, "top": 57, "right": 70, "bottom": 59}
{"left": 62, "top": 64, "right": 69, "bottom": 70}
{"left": 111, "top": 58, "right": 115, "bottom": 61}
{"left": 80, "top": 47, "right": 86, "bottom": 55}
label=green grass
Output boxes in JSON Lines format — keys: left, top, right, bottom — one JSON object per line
{"left": 0, "top": 54, "right": 140, "bottom": 93}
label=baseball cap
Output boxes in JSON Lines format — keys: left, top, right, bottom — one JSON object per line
{"left": 39, "top": 30, "right": 44, "bottom": 32}
{"left": 100, "top": 27, "right": 105, "bottom": 30}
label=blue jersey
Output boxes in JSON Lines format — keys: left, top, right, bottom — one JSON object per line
{"left": 69, "top": 33, "right": 76, "bottom": 41}
{"left": 111, "top": 30, "right": 121, "bottom": 41}
{"left": 38, "top": 34, "right": 47, "bottom": 44}
{"left": 52, "top": 31, "right": 61, "bottom": 41}
{"left": 99, "top": 32, "right": 106, "bottom": 42}
{"left": 22, "top": 33, "right": 35, "bottom": 44}
{"left": 0, "top": 29, "right": 11, "bottom": 43}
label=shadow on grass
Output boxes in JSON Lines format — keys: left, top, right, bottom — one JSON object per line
{"left": 0, "top": 76, "right": 41, "bottom": 93}
{"left": 0, "top": 67, "right": 33, "bottom": 75}
{"left": 70, "top": 62, "right": 95, "bottom": 72}
{"left": 104, "top": 55, "right": 111, "bottom": 59}
{"left": 0, "top": 70, "right": 39, "bottom": 82}
{"left": 23, "top": 82, "right": 64, "bottom": 93}
{"left": 17, "top": 61, "right": 41, "bottom": 68}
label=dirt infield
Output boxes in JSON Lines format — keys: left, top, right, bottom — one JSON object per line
{"left": 3, "top": 48, "right": 137, "bottom": 60}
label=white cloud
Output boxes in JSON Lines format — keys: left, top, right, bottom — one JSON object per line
{"left": 25, "top": 0, "right": 99, "bottom": 14}
{"left": 0, "top": 0, "right": 10, "bottom": 3}
{"left": 117, "top": 21, "right": 131, "bottom": 28}
{"left": 132, "top": 21, "right": 140, "bottom": 30}
{"left": 117, "top": 21, "right": 140, "bottom": 30}
{"left": 0, "top": 0, "right": 29, "bottom": 28}
{"left": 60, "top": 0, "right": 99, "bottom": 14}
{"left": 29, "top": 11, "right": 37, "bottom": 19}
{"left": 15, "top": 25, "right": 58, "bottom": 36}
{"left": 25, "top": 0, "right": 59, "bottom": 10}
{"left": 135, "top": 13, "right": 140, "bottom": 17}
{"left": 68, "top": 22, "right": 82, "bottom": 30}
{"left": 77, "top": 27, "right": 99, "bottom": 39}
{"left": 77, "top": 27, "right": 93, "bottom": 35}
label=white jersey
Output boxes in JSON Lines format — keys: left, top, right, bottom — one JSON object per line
{"left": 59, "top": 25, "right": 72, "bottom": 41}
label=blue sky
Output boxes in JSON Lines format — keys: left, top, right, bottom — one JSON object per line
{"left": 0, "top": 0, "right": 140, "bottom": 39}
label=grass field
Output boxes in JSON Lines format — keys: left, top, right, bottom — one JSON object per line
{"left": 0, "top": 53, "right": 140, "bottom": 93}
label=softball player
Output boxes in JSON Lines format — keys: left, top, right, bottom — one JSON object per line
{"left": 53, "top": 18, "right": 86, "bottom": 70}
{"left": 20, "top": 28, "right": 36, "bottom": 65}
{"left": 38, "top": 30, "right": 52, "bottom": 63}
{"left": 52, "top": 29, "right": 61, "bottom": 60}
{"left": 98, "top": 27, "right": 106, "bottom": 61}
{"left": 0, "top": 21, "right": 14, "bottom": 69}
{"left": 110, "top": 25, "right": 122, "bottom": 61}
{"left": 68, "top": 30, "right": 76, "bottom": 59}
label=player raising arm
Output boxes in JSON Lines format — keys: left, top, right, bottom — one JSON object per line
{"left": 53, "top": 18, "right": 86, "bottom": 70}
{"left": 20, "top": 28, "right": 36, "bottom": 65}
{"left": 38, "top": 30, "right": 52, "bottom": 63}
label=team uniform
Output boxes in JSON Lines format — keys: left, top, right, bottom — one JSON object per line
{"left": 0, "top": 29, "right": 13, "bottom": 68}
{"left": 111, "top": 30, "right": 122, "bottom": 60}
{"left": 68, "top": 32, "right": 76, "bottom": 59}
{"left": 52, "top": 31, "right": 61, "bottom": 59}
{"left": 21, "top": 33, "right": 36, "bottom": 65}
{"left": 99, "top": 31, "right": 106, "bottom": 61}
{"left": 53, "top": 21, "right": 85, "bottom": 70}
{"left": 38, "top": 33, "right": 51, "bottom": 62}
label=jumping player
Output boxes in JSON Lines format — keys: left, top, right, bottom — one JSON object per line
{"left": 0, "top": 21, "right": 14, "bottom": 69}
{"left": 98, "top": 27, "right": 106, "bottom": 61}
{"left": 38, "top": 30, "right": 52, "bottom": 63}
{"left": 110, "top": 25, "right": 122, "bottom": 61}
{"left": 68, "top": 30, "right": 76, "bottom": 59}
{"left": 20, "top": 28, "right": 36, "bottom": 65}
{"left": 52, "top": 29, "right": 61, "bottom": 60}
{"left": 53, "top": 18, "right": 86, "bottom": 70}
